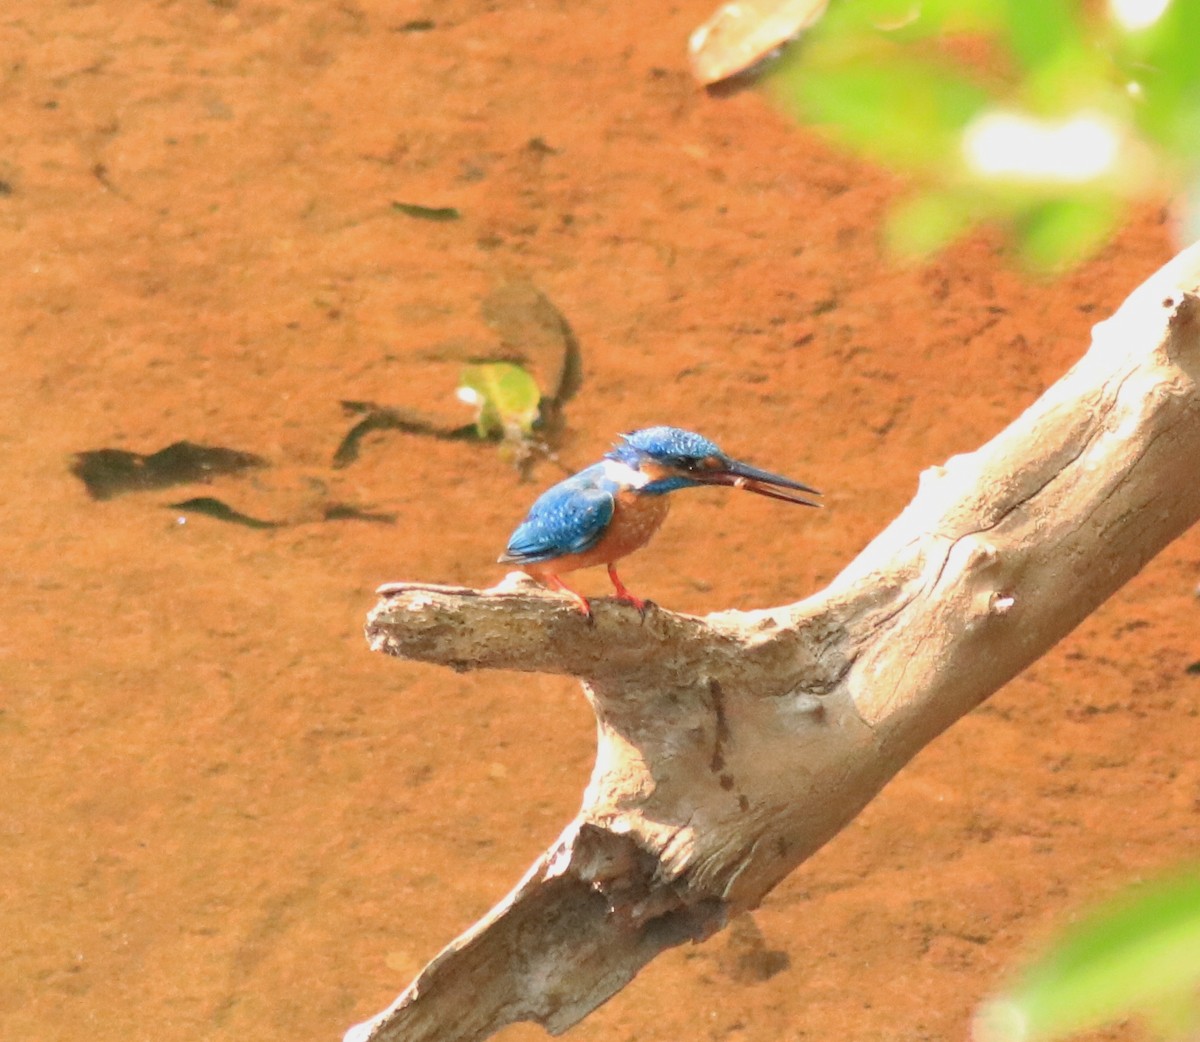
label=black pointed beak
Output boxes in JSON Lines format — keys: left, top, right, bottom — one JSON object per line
{"left": 699, "top": 459, "right": 822, "bottom": 507}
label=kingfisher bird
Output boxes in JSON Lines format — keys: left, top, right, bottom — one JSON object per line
{"left": 499, "top": 426, "right": 820, "bottom": 617}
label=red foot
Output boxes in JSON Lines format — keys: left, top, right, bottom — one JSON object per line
{"left": 544, "top": 574, "right": 593, "bottom": 620}
{"left": 607, "top": 564, "right": 650, "bottom": 615}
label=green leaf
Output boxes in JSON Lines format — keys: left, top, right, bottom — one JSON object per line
{"left": 978, "top": 868, "right": 1200, "bottom": 1042}
{"left": 1121, "top": 0, "right": 1200, "bottom": 158}
{"left": 996, "top": 0, "right": 1080, "bottom": 72}
{"left": 392, "top": 201, "right": 461, "bottom": 222}
{"left": 1015, "top": 195, "right": 1119, "bottom": 272}
{"left": 810, "top": 0, "right": 999, "bottom": 43}
{"left": 858, "top": 0, "right": 1006, "bottom": 40}
{"left": 457, "top": 362, "right": 542, "bottom": 440}
{"left": 770, "top": 50, "right": 991, "bottom": 170}
{"left": 885, "top": 191, "right": 975, "bottom": 259}
{"left": 1021, "top": 45, "right": 1114, "bottom": 116}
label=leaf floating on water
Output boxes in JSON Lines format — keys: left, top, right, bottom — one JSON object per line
{"left": 417, "top": 336, "right": 498, "bottom": 365}
{"left": 332, "top": 401, "right": 475, "bottom": 468}
{"left": 169, "top": 496, "right": 394, "bottom": 528}
{"left": 72, "top": 442, "right": 268, "bottom": 501}
{"left": 168, "top": 497, "right": 283, "bottom": 529}
{"left": 457, "top": 362, "right": 542, "bottom": 441}
{"left": 689, "top": 0, "right": 830, "bottom": 86}
{"left": 391, "top": 201, "right": 461, "bottom": 222}
{"left": 322, "top": 503, "right": 398, "bottom": 525}
{"left": 479, "top": 281, "right": 582, "bottom": 409}
{"left": 334, "top": 285, "right": 581, "bottom": 474}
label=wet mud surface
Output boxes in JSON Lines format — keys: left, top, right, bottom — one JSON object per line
{"left": 2, "top": 3, "right": 1198, "bottom": 1041}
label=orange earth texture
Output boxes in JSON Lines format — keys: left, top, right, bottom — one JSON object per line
{"left": 2, "top": 4, "right": 1198, "bottom": 1042}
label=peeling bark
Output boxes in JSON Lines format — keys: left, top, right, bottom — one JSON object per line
{"left": 346, "top": 244, "right": 1200, "bottom": 1042}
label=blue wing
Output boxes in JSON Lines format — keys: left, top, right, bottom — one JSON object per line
{"left": 499, "top": 465, "right": 616, "bottom": 564}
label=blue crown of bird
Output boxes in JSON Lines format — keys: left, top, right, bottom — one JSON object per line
{"left": 499, "top": 426, "right": 820, "bottom": 617}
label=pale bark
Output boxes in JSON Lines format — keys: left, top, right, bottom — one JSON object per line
{"left": 346, "top": 244, "right": 1200, "bottom": 1042}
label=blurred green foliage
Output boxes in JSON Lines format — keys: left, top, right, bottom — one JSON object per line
{"left": 457, "top": 362, "right": 542, "bottom": 442}
{"left": 976, "top": 867, "right": 1200, "bottom": 1042}
{"left": 768, "top": 0, "right": 1200, "bottom": 269}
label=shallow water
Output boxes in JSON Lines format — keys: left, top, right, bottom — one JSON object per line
{"left": 2, "top": 3, "right": 1198, "bottom": 1041}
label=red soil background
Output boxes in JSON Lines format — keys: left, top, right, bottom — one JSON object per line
{"left": 2, "top": 3, "right": 1198, "bottom": 1041}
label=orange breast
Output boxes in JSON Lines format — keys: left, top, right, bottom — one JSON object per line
{"left": 519, "top": 491, "right": 670, "bottom": 579}
{"left": 593, "top": 489, "right": 671, "bottom": 562}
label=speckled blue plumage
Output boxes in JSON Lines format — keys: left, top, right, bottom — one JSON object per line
{"left": 499, "top": 462, "right": 618, "bottom": 564}
{"left": 498, "top": 426, "right": 818, "bottom": 614}
{"left": 500, "top": 426, "right": 724, "bottom": 564}
{"left": 608, "top": 426, "right": 723, "bottom": 467}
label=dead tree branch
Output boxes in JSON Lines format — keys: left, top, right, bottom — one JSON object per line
{"left": 346, "top": 244, "right": 1200, "bottom": 1042}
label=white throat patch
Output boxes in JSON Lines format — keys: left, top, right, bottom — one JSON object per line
{"left": 601, "top": 458, "right": 650, "bottom": 488}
